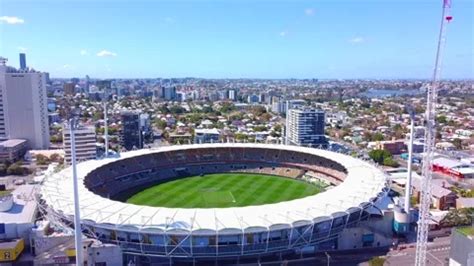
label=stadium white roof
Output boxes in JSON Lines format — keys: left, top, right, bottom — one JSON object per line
{"left": 41, "top": 143, "right": 388, "bottom": 234}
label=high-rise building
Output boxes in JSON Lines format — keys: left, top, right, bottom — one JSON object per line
{"left": 218, "top": 90, "right": 227, "bottom": 100}
{"left": 287, "top": 108, "right": 327, "bottom": 147}
{"left": 227, "top": 89, "right": 237, "bottom": 101}
{"left": 139, "top": 113, "right": 151, "bottom": 143}
{"left": 121, "top": 111, "right": 143, "bottom": 150}
{"left": 85, "top": 75, "right": 90, "bottom": 92}
{"left": 176, "top": 92, "right": 186, "bottom": 102}
{"left": 161, "top": 86, "right": 176, "bottom": 101}
{"left": 0, "top": 57, "right": 50, "bottom": 149}
{"left": 64, "top": 82, "right": 76, "bottom": 96}
{"left": 96, "top": 80, "right": 111, "bottom": 101}
{"left": 63, "top": 126, "right": 97, "bottom": 165}
{"left": 191, "top": 90, "right": 200, "bottom": 101}
{"left": 271, "top": 100, "right": 286, "bottom": 114}
{"left": 0, "top": 58, "right": 9, "bottom": 139}
{"left": 247, "top": 94, "right": 259, "bottom": 104}
{"left": 19, "top": 53, "right": 26, "bottom": 70}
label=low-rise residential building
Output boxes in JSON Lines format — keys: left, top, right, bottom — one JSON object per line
{"left": 412, "top": 177, "right": 457, "bottom": 210}
{"left": 194, "top": 128, "right": 220, "bottom": 144}
{"left": 432, "top": 157, "right": 474, "bottom": 179}
{"left": 371, "top": 139, "right": 406, "bottom": 155}
{"left": 0, "top": 139, "right": 27, "bottom": 162}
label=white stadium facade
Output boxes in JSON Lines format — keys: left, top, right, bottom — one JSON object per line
{"left": 40, "top": 143, "right": 389, "bottom": 264}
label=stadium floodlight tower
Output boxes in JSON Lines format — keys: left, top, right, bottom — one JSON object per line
{"left": 285, "top": 100, "right": 290, "bottom": 145}
{"left": 404, "top": 106, "right": 415, "bottom": 214}
{"left": 415, "top": 0, "right": 452, "bottom": 265}
{"left": 68, "top": 108, "right": 83, "bottom": 265}
{"left": 99, "top": 80, "right": 110, "bottom": 157}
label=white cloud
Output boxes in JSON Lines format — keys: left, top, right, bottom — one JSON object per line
{"left": 63, "top": 64, "right": 72, "bottom": 69}
{"left": 96, "top": 50, "right": 117, "bottom": 57}
{"left": 80, "top": 49, "right": 88, "bottom": 56}
{"left": 0, "top": 16, "right": 25, "bottom": 24}
{"left": 279, "top": 31, "right": 288, "bottom": 37}
{"left": 349, "top": 37, "right": 365, "bottom": 44}
{"left": 17, "top": 46, "right": 27, "bottom": 52}
{"left": 305, "top": 8, "right": 315, "bottom": 16}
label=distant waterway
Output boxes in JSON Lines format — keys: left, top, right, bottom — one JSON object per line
{"left": 361, "top": 88, "right": 424, "bottom": 98}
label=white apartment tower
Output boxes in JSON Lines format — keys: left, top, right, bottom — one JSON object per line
{"left": 0, "top": 58, "right": 8, "bottom": 139}
{"left": 63, "top": 126, "right": 97, "bottom": 165}
{"left": 0, "top": 56, "right": 50, "bottom": 149}
{"left": 287, "top": 108, "right": 327, "bottom": 147}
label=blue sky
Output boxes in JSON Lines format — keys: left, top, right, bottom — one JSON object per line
{"left": 0, "top": 0, "right": 472, "bottom": 79}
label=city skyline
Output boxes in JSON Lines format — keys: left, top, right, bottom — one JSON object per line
{"left": 0, "top": 0, "right": 473, "bottom": 79}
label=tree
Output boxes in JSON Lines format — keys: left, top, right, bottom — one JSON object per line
{"left": 368, "top": 257, "right": 385, "bottom": 266}
{"left": 155, "top": 120, "right": 168, "bottom": 130}
{"left": 50, "top": 135, "right": 63, "bottom": 143}
{"left": 36, "top": 154, "right": 50, "bottom": 165}
{"left": 259, "top": 113, "right": 272, "bottom": 122}
{"left": 372, "top": 132, "right": 384, "bottom": 141}
{"left": 0, "top": 164, "right": 8, "bottom": 176}
{"left": 93, "top": 111, "right": 103, "bottom": 121}
{"left": 219, "top": 102, "right": 235, "bottom": 113}
{"left": 440, "top": 208, "right": 474, "bottom": 227}
{"left": 50, "top": 153, "right": 62, "bottom": 163}
{"left": 202, "top": 106, "right": 213, "bottom": 113}
{"left": 187, "top": 113, "right": 202, "bottom": 124}
{"left": 452, "top": 138, "right": 462, "bottom": 150}
{"left": 369, "top": 149, "right": 393, "bottom": 165}
{"left": 169, "top": 105, "right": 185, "bottom": 114}
{"left": 235, "top": 133, "right": 248, "bottom": 141}
{"left": 383, "top": 157, "right": 400, "bottom": 167}
{"left": 250, "top": 106, "right": 266, "bottom": 117}
{"left": 273, "top": 124, "right": 282, "bottom": 133}
{"left": 253, "top": 125, "right": 267, "bottom": 132}
{"left": 7, "top": 163, "right": 29, "bottom": 175}
{"left": 436, "top": 115, "right": 447, "bottom": 124}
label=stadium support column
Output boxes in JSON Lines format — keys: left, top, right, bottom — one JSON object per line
{"left": 69, "top": 117, "right": 83, "bottom": 265}
{"left": 404, "top": 111, "right": 415, "bottom": 214}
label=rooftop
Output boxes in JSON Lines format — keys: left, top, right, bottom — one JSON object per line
{"left": 0, "top": 139, "right": 27, "bottom": 148}
{"left": 195, "top": 128, "right": 220, "bottom": 135}
{"left": 0, "top": 184, "right": 38, "bottom": 224}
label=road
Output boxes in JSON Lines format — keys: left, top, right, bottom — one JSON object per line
{"left": 385, "top": 236, "right": 451, "bottom": 265}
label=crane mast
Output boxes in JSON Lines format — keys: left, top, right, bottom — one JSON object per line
{"left": 414, "top": 1, "right": 452, "bottom": 265}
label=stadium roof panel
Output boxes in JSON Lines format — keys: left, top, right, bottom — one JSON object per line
{"left": 41, "top": 143, "right": 388, "bottom": 233}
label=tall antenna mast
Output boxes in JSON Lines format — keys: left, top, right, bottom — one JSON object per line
{"left": 415, "top": 1, "right": 452, "bottom": 265}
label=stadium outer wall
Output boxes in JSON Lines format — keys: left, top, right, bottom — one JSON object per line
{"left": 40, "top": 143, "right": 389, "bottom": 262}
